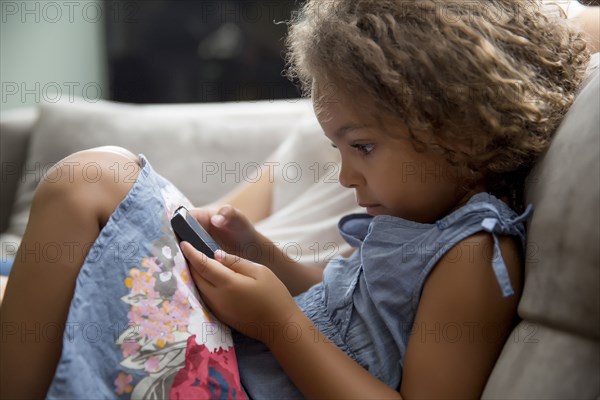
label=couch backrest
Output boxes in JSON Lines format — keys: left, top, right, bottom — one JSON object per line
{"left": 483, "top": 55, "right": 600, "bottom": 398}
{"left": 0, "top": 99, "right": 314, "bottom": 241}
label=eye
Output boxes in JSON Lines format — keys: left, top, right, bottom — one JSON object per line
{"left": 351, "top": 143, "right": 375, "bottom": 155}
{"left": 330, "top": 143, "right": 338, "bottom": 149}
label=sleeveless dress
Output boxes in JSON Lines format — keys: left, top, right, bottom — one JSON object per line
{"left": 234, "top": 192, "right": 534, "bottom": 398}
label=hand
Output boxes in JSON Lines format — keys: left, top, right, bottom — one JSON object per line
{"left": 181, "top": 243, "right": 299, "bottom": 344}
{"left": 188, "top": 205, "right": 260, "bottom": 260}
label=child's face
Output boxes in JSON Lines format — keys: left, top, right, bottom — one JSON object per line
{"left": 314, "top": 94, "right": 483, "bottom": 223}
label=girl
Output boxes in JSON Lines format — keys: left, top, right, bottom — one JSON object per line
{"left": 0, "top": 0, "right": 590, "bottom": 398}
{"left": 181, "top": 0, "right": 590, "bottom": 398}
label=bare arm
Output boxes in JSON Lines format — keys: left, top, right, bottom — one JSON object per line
{"left": 190, "top": 201, "right": 322, "bottom": 295}
{"left": 201, "top": 149, "right": 324, "bottom": 295}
{"left": 254, "top": 230, "right": 324, "bottom": 296}
{"left": 269, "top": 308, "right": 402, "bottom": 399}
{"left": 205, "top": 161, "right": 275, "bottom": 224}
{"left": 400, "top": 232, "right": 522, "bottom": 398}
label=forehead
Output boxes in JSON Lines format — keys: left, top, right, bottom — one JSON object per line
{"left": 313, "top": 90, "right": 418, "bottom": 144}
{"left": 312, "top": 84, "right": 364, "bottom": 126}
{"left": 313, "top": 95, "right": 392, "bottom": 143}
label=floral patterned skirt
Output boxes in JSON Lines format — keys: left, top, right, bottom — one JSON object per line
{"left": 46, "top": 154, "right": 247, "bottom": 399}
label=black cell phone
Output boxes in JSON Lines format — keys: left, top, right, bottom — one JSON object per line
{"left": 171, "top": 206, "right": 220, "bottom": 259}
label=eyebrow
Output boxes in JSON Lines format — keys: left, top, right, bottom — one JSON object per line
{"left": 334, "top": 124, "right": 369, "bottom": 139}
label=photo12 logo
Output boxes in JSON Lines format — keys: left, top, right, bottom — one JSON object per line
{"left": 1, "top": 82, "right": 102, "bottom": 104}
{"left": 1, "top": 1, "right": 140, "bottom": 24}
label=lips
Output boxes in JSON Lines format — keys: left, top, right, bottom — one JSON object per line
{"left": 361, "top": 204, "right": 383, "bottom": 215}
{"left": 359, "top": 203, "right": 381, "bottom": 208}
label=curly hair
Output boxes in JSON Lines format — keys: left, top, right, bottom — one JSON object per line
{"left": 284, "top": 0, "right": 591, "bottom": 212}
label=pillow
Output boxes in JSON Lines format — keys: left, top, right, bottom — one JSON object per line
{"left": 255, "top": 116, "right": 363, "bottom": 268}
{"left": 46, "top": 154, "right": 248, "bottom": 399}
{"left": 4, "top": 98, "right": 313, "bottom": 244}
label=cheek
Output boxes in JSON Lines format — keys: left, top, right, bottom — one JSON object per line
{"left": 390, "top": 160, "right": 441, "bottom": 186}
{"left": 414, "top": 154, "right": 460, "bottom": 186}
{"left": 386, "top": 161, "right": 461, "bottom": 201}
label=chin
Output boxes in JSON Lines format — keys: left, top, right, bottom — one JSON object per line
{"left": 365, "top": 205, "right": 386, "bottom": 215}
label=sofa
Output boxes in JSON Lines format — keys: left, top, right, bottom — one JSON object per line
{"left": 1, "top": 52, "right": 598, "bottom": 398}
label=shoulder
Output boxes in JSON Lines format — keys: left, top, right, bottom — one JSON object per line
{"left": 400, "top": 232, "right": 523, "bottom": 398}
{"left": 417, "top": 231, "right": 524, "bottom": 340}
{"left": 429, "top": 231, "right": 524, "bottom": 302}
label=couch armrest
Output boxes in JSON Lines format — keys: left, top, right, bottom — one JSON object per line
{"left": 0, "top": 107, "right": 39, "bottom": 234}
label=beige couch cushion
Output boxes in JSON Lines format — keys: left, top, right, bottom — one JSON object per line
{"left": 483, "top": 55, "right": 599, "bottom": 398}
{"left": 255, "top": 116, "right": 363, "bottom": 268}
{"left": 484, "top": 324, "right": 599, "bottom": 399}
{"left": 3, "top": 99, "right": 314, "bottom": 246}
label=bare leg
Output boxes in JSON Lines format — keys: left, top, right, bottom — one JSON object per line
{"left": 0, "top": 146, "right": 141, "bottom": 399}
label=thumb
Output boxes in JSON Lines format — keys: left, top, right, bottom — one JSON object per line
{"left": 188, "top": 206, "right": 218, "bottom": 230}
{"left": 210, "top": 205, "right": 249, "bottom": 231}
{"left": 215, "top": 249, "right": 261, "bottom": 278}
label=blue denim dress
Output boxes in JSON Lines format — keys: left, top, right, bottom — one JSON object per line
{"left": 234, "top": 192, "right": 533, "bottom": 398}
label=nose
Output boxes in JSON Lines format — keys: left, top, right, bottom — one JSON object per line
{"left": 338, "top": 160, "right": 362, "bottom": 188}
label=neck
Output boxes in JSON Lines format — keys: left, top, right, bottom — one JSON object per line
{"left": 447, "top": 183, "right": 487, "bottom": 215}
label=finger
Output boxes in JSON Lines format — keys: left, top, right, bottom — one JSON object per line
{"left": 190, "top": 266, "right": 215, "bottom": 296}
{"left": 210, "top": 205, "right": 247, "bottom": 230}
{"left": 214, "top": 249, "right": 262, "bottom": 278}
{"left": 189, "top": 207, "right": 218, "bottom": 229}
{"left": 181, "top": 241, "right": 235, "bottom": 286}
{"left": 189, "top": 268, "right": 219, "bottom": 310}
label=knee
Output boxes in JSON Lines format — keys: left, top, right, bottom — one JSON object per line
{"left": 34, "top": 146, "right": 142, "bottom": 214}
{"left": 83, "top": 146, "right": 141, "bottom": 166}
{"left": 40, "top": 146, "right": 140, "bottom": 186}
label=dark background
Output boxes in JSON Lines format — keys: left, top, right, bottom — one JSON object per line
{"left": 105, "top": 0, "right": 302, "bottom": 103}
